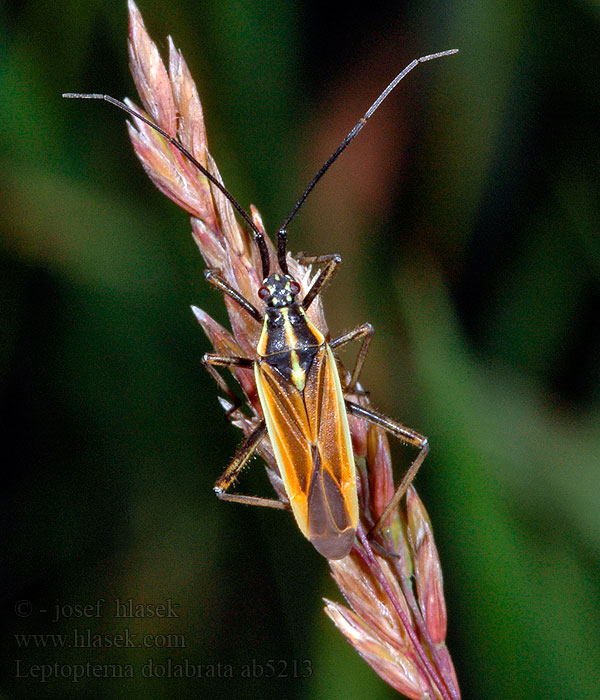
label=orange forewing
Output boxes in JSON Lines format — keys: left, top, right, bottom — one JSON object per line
{"left": 255, "top": 345, "right": 358, "bottom": 558}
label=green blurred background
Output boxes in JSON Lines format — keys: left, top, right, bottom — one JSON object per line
{"left": 1, "top": 0, "right": 599, "bottom": 698}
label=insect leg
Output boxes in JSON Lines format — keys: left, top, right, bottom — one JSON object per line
{"left": 296, "top": 253, "right": 342, "bottom": 310}
{"left": 202, "top": 353, "right": 253, "bottom": 419}
{"left": 204, "top": 269, "right": 262, "bottom": 321}
{"left": 214, "top": 421, "right": 288, "bottom": 510}
{"left": 345, "top": 400, "right": 429, "bottom": 535}
{"left": 330, "top": 322, "right": 374, "bottom": 392}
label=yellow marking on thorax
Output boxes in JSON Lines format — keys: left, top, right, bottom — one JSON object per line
{"left": 256, "top": 315, "right": 270, "bottom": 357}
{"left": 281, "top": 308, "right": 306, "bottom": 391}
{"left": 281, "top": 308, "right": 296, "bottom": 348}
{"left": 299, "top": 307, "right": 325, "bottom": 345}
{"left": 290, "top": 349, "right": 306, "bottom": 392}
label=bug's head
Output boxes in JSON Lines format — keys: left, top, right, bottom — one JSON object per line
{"left": 258, "top": 273, "right": 301, "bottom": 308}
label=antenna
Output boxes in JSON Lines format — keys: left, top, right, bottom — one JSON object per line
{"left": 276, "top": 49, "right": 458, "bottom": 275}
{"left": 62, "top": 93, "right": 272, "bottom": 280}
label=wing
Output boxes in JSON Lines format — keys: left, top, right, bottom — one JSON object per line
{"left": 255, "top": 345, "right": 358, "bottom": 559}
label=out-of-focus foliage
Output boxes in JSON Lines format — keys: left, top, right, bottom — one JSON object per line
{"left": 1, "top": 1, "right": 598, "bottom": 699}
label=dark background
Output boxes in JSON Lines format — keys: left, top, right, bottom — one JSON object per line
{"left": 1, "top": 0, "right": 599, "bottom": 698}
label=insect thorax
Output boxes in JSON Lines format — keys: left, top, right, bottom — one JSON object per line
{"left": 257, "top": 302, "right": 325, "bottom": 392}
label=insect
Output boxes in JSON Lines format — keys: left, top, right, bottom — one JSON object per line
{"left": 64, "top": 48, "right": 457, "bottom": 559}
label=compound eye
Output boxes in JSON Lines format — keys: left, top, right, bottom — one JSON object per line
{"left": 289, "top": 280, "right": 301, "bottom": 295}
{"left": 258, "top": 286, "right": 270, "bottom": 300}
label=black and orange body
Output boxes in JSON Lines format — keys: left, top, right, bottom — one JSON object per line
{"left": 204, "top": 259, "right": 430, "bottom": 560}
{"left": 66, "top": 49, "right": 453, "bottom": 558}
{"left": 254, "top": 274, "right": 358, "bottom": 559}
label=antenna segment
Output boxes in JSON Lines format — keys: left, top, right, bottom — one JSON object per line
{"left": 62, "top": 92, "right": 272, "bottom": 279}
{"left": 276, "top": 49, "right": 458, "bottom": 274}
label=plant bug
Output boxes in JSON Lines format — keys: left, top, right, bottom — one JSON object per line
{"left": 64, "top": 48, "right": 457, "bottom": 559}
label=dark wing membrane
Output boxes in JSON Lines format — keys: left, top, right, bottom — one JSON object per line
{"left": 255, "top": 346, "right": 358, "bottom": 559}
